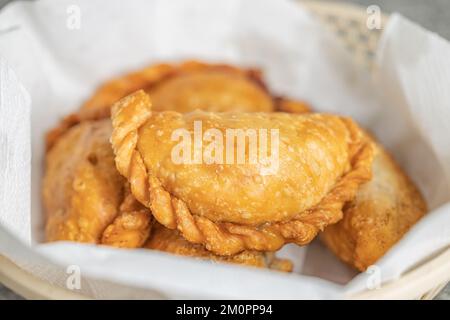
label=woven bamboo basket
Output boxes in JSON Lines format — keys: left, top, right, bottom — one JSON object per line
{"left": 0, "top": 0, "right": 449, "bottom": 300}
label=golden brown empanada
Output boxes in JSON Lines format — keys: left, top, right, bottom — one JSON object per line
{"left": 44, "top": 117, "right": 292, "bottom": 270}
{"left": 81, "top": 61, "right": 274, "bottom": 116}
{"left": 43, "top": 119, "right": 152, "bottom": 247}
{"left": 110, "top": 90, "right": 374, "bottom": 255}
{"left": 321, "top": 142, "right": 427, "bottom": 271}
{"left": 44, "top": 61, "right": 308, "bottom": 248}
{"left": 145, "top": 223, "right": 293, "bottom": 272}
{"left": 46, "top": 61, "right": 309, "bottom": 150}
{"left": 281, "top": 105, "right": 428, "bottom": 271}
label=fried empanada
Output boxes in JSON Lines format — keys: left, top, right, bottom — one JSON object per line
{"left": 110, "top": 90, "right": 374, "bottom": 255}
{"left": 43, "top": 119, "right": 152, "bottom": 247}
{"left": 81, "top": 61, "right": 274, "bottom": 115}
{"left": 46, "top": 61, "right": 309, "bottom": 150}
{"left": 44, "top": 61, "right": 309, "bottom": 250}
{"left": 279, "top": 106, "right": 428, "bottom": 271}
{"left": 145, "top": 223, "right": 292, "bottom": 272}
{"left": 321, "top": 142, "right": 427, "bottom": 271}
{"left": 44, "top": 118, "right": 291, "bottom": 270}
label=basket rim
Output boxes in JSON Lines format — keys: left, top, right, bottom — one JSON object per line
{"left": 1, "top": 249, "right": 449, "bottom": 300}
{"left": 300, "top": 0, "right": 389, "bottom": 22}
{"left": 0, "top": 255, "right": 89, "bottom": 300}
{"left": 347, "top": 248, "right": 450, "bottom": 299}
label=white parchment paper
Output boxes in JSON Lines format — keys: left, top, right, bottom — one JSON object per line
{"left": 0, "top": 0, "right": 449, "bottom": 299}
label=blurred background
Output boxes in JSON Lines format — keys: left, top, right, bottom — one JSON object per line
{"left": 338, "top": 0, "right": 450, "bottom": 39}
{"left": 1, "top": 0, "right": 448, "bottom": 39}
{"left": 0, "top": 0, "right": 448, "bottom": 300}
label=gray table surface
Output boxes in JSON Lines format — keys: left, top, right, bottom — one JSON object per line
{"left": 0, "top": 0, "right": 448, "bottom": 300}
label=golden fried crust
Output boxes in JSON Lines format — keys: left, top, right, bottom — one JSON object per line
{"left": 321, "top": 143, "right": 427, "bottom": 271}
{"left": 101, "top": 188, "right": 153, "bottom": 248}
{"left": 44, "top": 61, "right": 310, "bottom": 249}
{"left": 147, "top": 69, "right": 273, "bottom": 113}
{"left": 45, "top": 113, "right": 81, "bottom": 151}
{"left": 145, "top": 223, "right": 292, "bottom": 272}
{"left": 44, "top": 120, "right": 152, "bottom": 247}
{"left": 45, "top": 61, "right": 310, "bottom": 150}
{"left": 100, "top": 210, "right": 152, "bottom": 248}
{"left": 275, "top": 98, "right": 311, "bottom": 114}
{"left": 80, "top": 61, "right": 275, "bottom": 115}
{"left": 111, "top": 91, "right": 373, "bottom": 255}
{"left": 44, "top": 120, "right": 124, "bottom": 242}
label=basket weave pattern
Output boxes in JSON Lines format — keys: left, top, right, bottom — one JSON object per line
{"left": 302, "top": 0, "right": 386, "bottom": 68}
